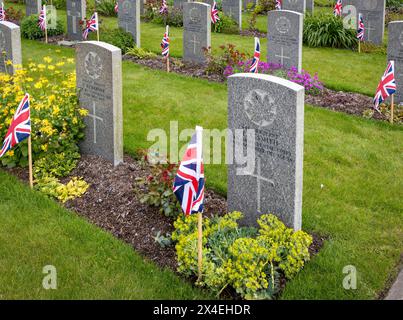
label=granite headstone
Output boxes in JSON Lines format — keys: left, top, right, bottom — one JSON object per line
{"left": 118, "top": 0, "right": 140, "bottom": 47}
{"left": 306, "top": 0, "right": 313, "bottom": 14}
{"left": 183, "top": 2, "right": 211, "bottom": 64}
{"left": 0, "top": 21, "right": 22, "bottom": 75}
{"left": 281, "top": 0, "right": 306, "bottom": 14}
{"left": 76, "top": 41, "right": 123, "bottom": 166}
{"left": 228, "top": 73, "right": 305, "bottom": 230}
{"left": 342, "top": 0, "right": 386, "bottom": 45}
{"left": 222, "top": 0, "right": 242, "bottom": 30}
{"left": 388, "top": 21, "right": 403, "bottom": 105}
{"left": 25, "top": 0, "right": 41, "bottom": 17}
{"left": 67, "top": 0, "right": 86, "bottom": 41}
{"left": 267, "top": 10, "right": 303, "bottom": 72}
{"left": 174, "top": 0, "right": 190, "bottom": 10}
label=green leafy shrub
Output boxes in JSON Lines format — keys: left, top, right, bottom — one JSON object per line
{"left": 33, "top": 151, "right": 81, "bottom": 179}
{"left": 212, "top": 12, "right": 239, "bottom": 34}
{"left": 88, "top": 27, "right": 135, "bottom": 54}
{"left": 254, "top": 0, "right": 275, "bottom": 15}
{"left": 96, "top": 0, "right": 118, "bottom": 16}
{"left": 126, "top": 47, "right": 158, "bottom": 59}
{"left": 204, "top": 43, "right": 247, "bottom": 77}
{"left": 20, "top": 14, "right": 65, "bottom": 40}
{"left": 1, "top": 5, "right": 24, "bottom": 24}
{"left": 172, "top": 212, "right": 313, "bottom": 299}
{"left": 303, "top": 14, "right": 358, "bottom": 49}
{"left": 135, "top": 152, "right": 181, "bottom": 218}
{"left": 387, "top": 0, "right": 403, "bottom": 12}
{"left": 152, "top": 7, "right": 184, "bottom": 27}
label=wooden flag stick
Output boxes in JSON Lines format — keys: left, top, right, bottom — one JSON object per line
{"left": 167, "top": 57, "right": 170, "bottom": 73}
{"left": 45, "top": 27, "right": 48, "bottom": 44}
{"left": 197, "top": 211, "right": 203, "bottom": 281}
{"left": 358, "top": 41, "right": 361, "bottom": 54}
{"left": 390, "top": 94, "right": 395, "bottom": 124}
{"left": 28, "top": 136, "right": 33, "bottom": 189}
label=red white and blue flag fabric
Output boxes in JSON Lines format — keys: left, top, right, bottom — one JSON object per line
{"left": 357, "top": 13, "right": 365, "bottom": 41}
{"left": 373, "top": 61, "right": 397, "bottom": 111}
{"left": 0, "top": 2, "right": 6, "bottom": 21}
{"left": 83, "top": 12, "right": 98, "bottom": 40}
{"left": 161, "top": 25, "right": 170, "bottom": 58}
{"left": 334, "top": 0, "right": 342, "bottom": 17}
{"left": 249, "top": 37, "right": 260, "bottom": 73}
{"left": 211, "top": 1, "right": 219, "bottom": 24}
{"left": 275, "top": 0, "right": 282, "bottom": 10}
{"left": 173, "top": 126, "right": 205, "bottom": 215}
{"left": 38, "top": 5, "right": 46, "bottom": 31}
{"left": 160, "top": 0, "right": 168, "bottom": 14}
{"left": 0, "top": 94, "right": 31, "bottom": 158}
{"left": 114, "top": 2, "right": 118, "bottom": 13}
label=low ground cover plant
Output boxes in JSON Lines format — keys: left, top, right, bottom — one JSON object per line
{"left": 172, "top": 212, "right": 312, "bottom": 299}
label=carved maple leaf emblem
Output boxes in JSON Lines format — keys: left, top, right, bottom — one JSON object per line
{"left": 244, "top": 89, "right": 277, "bottom": 128}
{"left": 85, "top": 52, "right": 102, "bottom": 80}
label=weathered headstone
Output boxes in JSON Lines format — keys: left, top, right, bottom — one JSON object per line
{"left": 306, "top": 0, "right": 314, "bottom": 14}
{"left": 281, "top": 0, "right": 306, "bottom": 14}
{"left": 222, "top": 0, "right": 242, "bottom": 30}
{"left": 25, "top": 0, "right": 41, "bottom": 17}
{"left": 267, "top": 10, "right": 303, "bottom": 72}
{"left": 228, "top": 73, "right": 305, "bottom": 230}
{"left": 118, "top": 0, "right": 140, "bottom": 47}
{"left": 342, "top": 0, "right": 386, "bottom": 45}
{"left": 388, "top": 21, "right": 403, "bottom": 105}
{"left": 0, "top": 21, "right": 22, "bottom": 75}
{"left": 174, "top": 0, "right": 190, "bottom": 10}
{"left": 183, "top": 2, "right": 211, "bottom": 64}
{"left": 67, "top": 0, "right": 86, "bottom": 41}
{"left": 76, "top": 41, "right": 123, "bottom": 166}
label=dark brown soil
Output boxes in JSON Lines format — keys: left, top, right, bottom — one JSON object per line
{"left": 7, "top": 153, "right": 322, "bottom": 269}
{"left": 123, "top": 54, "right": 225, "bottom": 82}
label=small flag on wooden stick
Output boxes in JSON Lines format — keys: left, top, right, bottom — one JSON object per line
{"left": 173, "top": 126, "right": 205, "bottom": 280}
{"left": 161, "top": 25, "right": 170, "bottom": 72}
{"left": 0, "top": 2, "right": 6, "bottom": 21}
{"left": 374, "top": 60, "right": 397, "bottom": 123}
{"left": 83, "top": 12, "right": 99, "bottom": 41}
{"left": 38, "top": 5, "right": 47, "bottom": 43}
{"left": 0, "top": 93, "right": 33, "bottom": 188}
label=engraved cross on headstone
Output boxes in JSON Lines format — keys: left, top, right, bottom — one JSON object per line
{"left": 241, "top": 157, "right": 274, "bottom": 214}
{"left": 275, "top": 47, "right": 290, "bottom": 65}
{"left": 88, "top": 102, "right": 104, "bottom": 144}
{"left": 68, "top": 2, "right": 80, "bottom": 34}
{"left": 190, "top": 34, "right": 200, "bottom": 54}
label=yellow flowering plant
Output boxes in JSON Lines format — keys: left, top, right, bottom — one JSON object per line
{"left": 0, "top": 56, "right": 87, "bottom": 168}
{"left": 1, "top": 57, "right": 90, "bottom": 202}
{"left": 172, "top": 212, "right": 313, "bottom": 300}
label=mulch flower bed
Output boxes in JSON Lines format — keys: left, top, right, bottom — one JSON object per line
{"left": 6, "top": 154, "right": 325, "bottom": 277}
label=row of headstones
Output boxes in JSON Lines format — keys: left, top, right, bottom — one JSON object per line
{"left": 25, "top": 0, "right": 141, "bottom": 46}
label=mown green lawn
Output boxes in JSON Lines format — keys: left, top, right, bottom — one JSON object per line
{"left": 0, "top": 170, "right": 210, "bottom": 299}
{"left": 15, "top": 40, "right": 403, "bottom": 300}
{"left": 10, "top": 3, "right": 391, "bottom": 95}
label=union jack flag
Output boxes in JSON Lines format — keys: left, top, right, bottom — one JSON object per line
{"left": 160, "top": 0, "right": 168, "bottom": 14}
{"left": 275, "top": 0, "right": 282, "bottom": 10}
{"left": 83, "top": 12, "right": 98, "bottom": 40}
{"left": 173, "top": 126, "right": 205, "bottom": 215}
{"left": 38, "top": 5, "right": 46, "bottom": 31}
{"left": 161, "top": 25, "right": 170, "bottom": 58}
{"left": 357, "top": 13, "right": 365, "bottom": 41}
{"left": 211, "top": 1, "right": 219, "bottom": 24}
{"left": 333, "top": 0, "right": 342, "bottom": 17}
{"left": 373, "top": 61, "right": 397, "bottom": 111}
{"left": 114, "top": 2, "right": 118, "bottom": 13}
{"left": 0, "top": 94, "right": 31, "bottom": 158}
{"left": 249, "top": 37, "right": 260, "bottom": 73}
{"left": 0, "top": 2, "right": 6, "bottom": 21}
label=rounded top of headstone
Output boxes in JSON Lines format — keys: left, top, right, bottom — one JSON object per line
{"left": 389, "top": 20, "right": 403, "bottom": 26}
{"left": 0, "top": 21, "right": 20, "bottom": 30}
{"left": 77, "top": 41, "right": 122, "bottom": 54}
{"left": 184, "top": 1, "right": 211, "bottom": 8}
{"left": 268, "top": 9, "right": 304, "bottom": 17}
{"left": 229, "top": 73, "right": 304, "bottom": 93}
